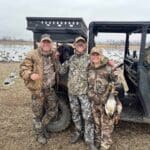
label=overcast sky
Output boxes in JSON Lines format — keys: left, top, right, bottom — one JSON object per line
{"left": 0, "top": 0, "right": 150, "bottom": 40}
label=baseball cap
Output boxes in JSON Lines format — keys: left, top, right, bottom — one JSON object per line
{"left": 74, "top": 36, "right": 86, "bottom": 43}
{"left": 90, "top": 47, "right": 103, "bottom": 55}
{"left": 40, "top": 34, "right": 52, "bottom": 42}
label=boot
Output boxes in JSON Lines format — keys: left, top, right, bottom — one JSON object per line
{"left": 37, "top": 134, "right": 47, "bottom": 145}
{"left": 69, "top": 131, "right": 82, "bottom": 144}
{"left": 100, "top": 147, "right": 108, "bottom": 150}
{"left": 43, "top": 128, "right": 51, "bottom": 139}
{"left": 88, "top": 143, "right": 98, "bottom": 150}
{"left": 95, "top": 142, "right": 100, "bottom": 149}
{"left": 100, "top": 144, "right": 110, "bottom": 150}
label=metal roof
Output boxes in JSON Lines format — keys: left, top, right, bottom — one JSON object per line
{"left": 89, "top": 21, "right": 150, "bottom": 34}
{"left": 26, "top": 17, "right": 87, "bottom": 42}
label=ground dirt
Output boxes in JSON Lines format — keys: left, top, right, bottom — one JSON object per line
{"left": 0, "top": 62, "right": 150, "bottom": 150}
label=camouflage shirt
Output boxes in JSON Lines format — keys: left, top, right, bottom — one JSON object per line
{"left": 42, "top": 55, "right": 56, "bottom": 89}
{"left": 60, "top": 52, "right": 89, "bottom": 95}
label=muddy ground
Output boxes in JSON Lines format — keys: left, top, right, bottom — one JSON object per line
{"left": 0, "top": 62, "right": 150, "bottom": 150}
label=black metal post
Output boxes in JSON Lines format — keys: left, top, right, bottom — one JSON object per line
{"left": 139, "top": 25, "right": 148, "bottom": 65}
{"left": 88, "top": 25, "right": 95, "bottom": 53}
{"left": 124, "top": 33, "right": 130, "bottom": 58}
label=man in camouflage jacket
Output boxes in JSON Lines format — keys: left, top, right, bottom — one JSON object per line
{"left": 59, "top": 37, "right": 97, "bottom": 150}
{"left": 20, "top": 34, "right": 59, "bottom": 145}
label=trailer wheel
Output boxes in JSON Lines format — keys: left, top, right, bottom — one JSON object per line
{"left": 47, "top": 93, "right": 71, "bottom": 132}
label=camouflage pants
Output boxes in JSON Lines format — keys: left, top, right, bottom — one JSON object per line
{"left": 69, "top": 94, "right": 94, "bottom": 144}
{"left": 91, "top": 102, "right": 114, "bottom": 150}
{"left": 32, "top": 88, "right": 58, "bottom": 135}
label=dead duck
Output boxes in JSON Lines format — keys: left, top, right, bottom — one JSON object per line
{"left": 105, "top": 84, "right": 122, "bottom": 117}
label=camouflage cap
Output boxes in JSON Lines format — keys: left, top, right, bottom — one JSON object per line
{"left": 40, "top": 34, "right": 52, "bottom": 42}
{"left": 74, "top": 36, "right": 86, "bottom": 43}
{"left": 90, "top": 47, "right": 103, "bottom": 55}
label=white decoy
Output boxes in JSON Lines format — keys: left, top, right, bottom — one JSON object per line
{"left": 9, "top": 71, "right": 16, "bottom": 78}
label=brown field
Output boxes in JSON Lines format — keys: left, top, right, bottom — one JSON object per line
{"left": 0, "top": 40, "right": 32, "bottom": 46}
{"left": 96, "top": 44, "right": 140, "bottom": 51}
{"left": 0, "top": 62, "right": 150, "bottom": 150}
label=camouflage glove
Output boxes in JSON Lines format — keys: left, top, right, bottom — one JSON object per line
{"left": 114, "top": 114, "right": 121, "bottom": 125}
{"left": 89, "top": 96, "right": 100, "bottom": 105}
{"left": 93, "top": 94, "right": 101, "bottom": 105}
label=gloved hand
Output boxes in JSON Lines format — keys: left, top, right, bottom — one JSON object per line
{"left": 93, "top": 95, "right": 101, "bottom": 105}
{"left": 114, "top": 114, "right": 121, "bottom": 125}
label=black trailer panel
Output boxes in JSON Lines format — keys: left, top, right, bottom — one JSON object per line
{"left": 26, "top": 17, "right": 87, "bottom": 47}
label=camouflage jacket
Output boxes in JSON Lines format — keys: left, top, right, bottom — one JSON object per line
{"left": 59, "top": 52, "right": 89, "bottom": 95}
{"left": 20, "top": 48, "right": 58, "bottom": 92}
{"left": 88, "top": 60, "right": 122, "bottom": 116}
{"left": 87, "top": 59, "right": 115, "bottom": 105}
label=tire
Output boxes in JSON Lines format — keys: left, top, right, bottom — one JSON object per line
{"left": 47, "top": 93, "right": 71, "bottom": 132}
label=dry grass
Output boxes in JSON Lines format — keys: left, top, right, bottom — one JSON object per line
{"left": 0, "top": 62, "right": 150, "bottom": 150}
{"left": 96, "top": 44, "right": 140, "bottom": 51}
{"left": 0, "top": 40, "right": 32, "bottom": 45}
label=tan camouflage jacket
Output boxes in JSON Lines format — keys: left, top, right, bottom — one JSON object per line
{"left": 59, "top": 52, "right": 89, "bottom": 95}
{"left": 87, "top": 60, "right": 123, "bottom": 115}
{"left": 88, "top": 59, "right": 122, "bottom": 116}
{"left": 87, "top": 59, "right": 115, "bottom": 105}
{"left": 20, "top": 48, "right": 58, "bottom": 92}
